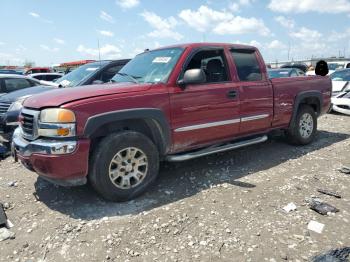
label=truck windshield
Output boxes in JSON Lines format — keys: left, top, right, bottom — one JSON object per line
{"left": 111, "top": 48, "right": 183, "bottom": 84}
{"left": 55, "top": 61, "right": 108, "bottom": 87}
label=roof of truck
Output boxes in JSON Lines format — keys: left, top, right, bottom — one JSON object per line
{"left": 152, "top": 42, "right": 257, "bottom": 51}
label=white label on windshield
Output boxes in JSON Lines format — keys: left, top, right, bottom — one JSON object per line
{"left": 152, "top": 57, "right": 171, "bottom": 63}
{"left": 86, "top": 67, "right": 99, "bottom": 71}
{"left": 280, "top": 72, "right": 289, "bottom": 75}
{"left": 60, "top": 80, "right": 71, "bottom": 86}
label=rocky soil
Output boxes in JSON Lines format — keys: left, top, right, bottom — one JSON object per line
{"left": 0, "top": 113, "right": 349, "bottom": 262}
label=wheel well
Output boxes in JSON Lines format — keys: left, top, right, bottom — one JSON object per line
{"left": 89, "top": 118, "right": 167, "bottom": 156}
{"left": 299, "top": 97, "right": 320, "bottom": 115}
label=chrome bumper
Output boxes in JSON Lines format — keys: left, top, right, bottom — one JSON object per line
{"left": 12, "top": 128, "right": 77, "bottom": 157}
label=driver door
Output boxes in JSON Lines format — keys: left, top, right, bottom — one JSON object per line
{"left": 169, "top": 47, "right": 241, "bottom": 152}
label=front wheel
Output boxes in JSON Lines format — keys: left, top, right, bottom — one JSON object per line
{"left": 286, "top": 105, "right": 317, "bottom": 145}
{"left": 89, "top": 131, "right": 159, "bottom": 202}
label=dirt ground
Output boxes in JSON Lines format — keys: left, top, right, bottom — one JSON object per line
{"left": 0, "top": 113, "right": 349, "bottom": 262}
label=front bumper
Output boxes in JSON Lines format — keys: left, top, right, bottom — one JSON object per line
{"left": 12, "top": 128, "right": 90, "bottom": 186}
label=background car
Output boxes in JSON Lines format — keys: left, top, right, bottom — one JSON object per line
{"left": 0, "top": 69, "right": 22, "bottom": 75}
{"left": 268, "top": 68, "right": 305, "bottom": 79}
{"left": 24, "top": 67, "right": 52, "bottom": 75}
{"left": 0, "top": 74, "right": 42, "bottom": 96}
{"left": 330, "top": 69, "right": 350, "bottom": 96}
{"left": 0, "top": 59, "right": 130, "bottom": 150}
{"left": 280, "top": 62, "right": 308, "bottom": 73}
{"left": 332, "top": 89, "right": 350, "bottom": 116}
{"left": 29, "top": 73, "right": 63, "bottom": 82}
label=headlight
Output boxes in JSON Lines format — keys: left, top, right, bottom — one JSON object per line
{"left": 38, "top": 108, "right": 76, "bottom": 138}
{"left": 40, "top": 108, "right": 76, "bottom": 123}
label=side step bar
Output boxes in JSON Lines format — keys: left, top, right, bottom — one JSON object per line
{"left": 166, "top": 135, "right": 268, "bottom": 162}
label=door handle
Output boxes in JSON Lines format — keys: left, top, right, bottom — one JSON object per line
{"left": 227, "top": 90, "right": 237, "bottom": 99}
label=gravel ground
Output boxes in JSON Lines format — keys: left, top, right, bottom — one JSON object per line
{"left": 0, "top": 113, "right": 350, "bottom": 262}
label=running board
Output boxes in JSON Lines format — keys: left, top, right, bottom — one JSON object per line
{"left": 166, "top": 135, "right": 268, "bottom": 162}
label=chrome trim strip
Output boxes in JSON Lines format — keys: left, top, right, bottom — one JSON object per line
{"left": 175, "top": 118, "right": 240, "bottom": 132}
{"left": 241, "top": 114, "right": 269, "bottom": 122}
{"left": 167, "top": 135, "right": 268, "bottom": 162}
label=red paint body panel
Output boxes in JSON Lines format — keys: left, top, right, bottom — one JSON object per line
{"left": 20, "top": 42, "right": 332, "bottom": 182}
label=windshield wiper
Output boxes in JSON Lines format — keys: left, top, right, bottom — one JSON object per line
{"left": 115, "top": 73, "right": 140, "bottom": 83}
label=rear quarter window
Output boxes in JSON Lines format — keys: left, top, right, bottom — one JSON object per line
{"left": 230, "top": 49, "right": 262, "bottom": 82}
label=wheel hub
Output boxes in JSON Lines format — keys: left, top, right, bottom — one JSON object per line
{"left": 299, "top": 113, "right": 314, "bottom": 139}
{"left": 108, "top": 147, "right": 148, "bottom": 189}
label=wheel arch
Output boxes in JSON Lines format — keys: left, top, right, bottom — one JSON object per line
{"left": 83, "top": 108, "right": 171, "bottom": 156}
{"left": 289, "top": 91, "right": 322, "bottom": 129}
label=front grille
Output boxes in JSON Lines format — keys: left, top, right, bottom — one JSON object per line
{"left": 20, "top": 108, "right": 40, "bottom": 140}
{"left": 21, "top": 113, "right": 34, "bottom": 136}
{"left": 0, "top": 102, "right": 12, "bottom": 116}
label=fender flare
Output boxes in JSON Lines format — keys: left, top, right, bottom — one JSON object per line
{"left": 83, "top": 108, "right": 171, "bottom": 154}
{"left": 289, "top": 90, "right": 323, "bottom": 129}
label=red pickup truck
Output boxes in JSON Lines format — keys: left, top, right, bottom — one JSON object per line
{"left": 13, "top": 43, "right": 332, "bottom": 201}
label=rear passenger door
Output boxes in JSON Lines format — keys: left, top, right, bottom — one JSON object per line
{"left": 229, "top": 48, "right": 273, "bottom": 135}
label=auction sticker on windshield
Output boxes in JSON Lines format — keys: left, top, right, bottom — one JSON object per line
{"left": 152, "top": 57, "right": 171, "bottom": 63}
{"left": 86, "top": 67, "right": 99, "bottom": 71}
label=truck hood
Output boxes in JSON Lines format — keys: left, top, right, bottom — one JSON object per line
{"left": 0, "top": 86, "right": 54, "bottom": 103}
{"left": 24, "top": 82, "right": 152, "bottom": 109}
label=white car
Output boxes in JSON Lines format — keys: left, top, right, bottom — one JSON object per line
{"left": 330, "top": 69, "right": 350, "bottom": 96}
{"left": 332, "top": 91, "right": 350, "bottom": 116}
{"left": 28, "top": 73, "right": 63, "bottom": 87}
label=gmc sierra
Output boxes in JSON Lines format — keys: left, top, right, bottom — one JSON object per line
{"left": 13, "top": 43, "right": 331, "bottom": 201}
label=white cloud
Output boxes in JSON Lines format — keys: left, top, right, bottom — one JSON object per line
{"left": 54, "top": 38, "right": 65, "bottom": 45}
{"left": 100, "top": 11, "right": 115, "bottom": 23}
{"left": 214, "top": 16, "right": 270, "bottom": 36}
{"left": 179, "top": 5, "right": 270, "bottom": 36}
{"left": 289, "top": 27, "right": 322, "bottom": 42}
{"left": 40, "top": 45, "right": 59, "bottom": 52}
{"left": 233, "top": 40, "right": 263, "bottom": 49}
{"left": 228, "top": 3, "right": 240, "bottom": 12}
{"left": 267, "top": 40, "right": 287, "bottom": 49}
{"left": 116, "top": 0, "right": 139, "bottom": 9}
{"left": 274, "top": 16, "right": 295, "bottom": 29}
{"left": 98, "top": 30, "right": 114, "bottom": 37}
{"left": 0, "top": 52, "right": 24, "bottom": 65}
{"left": 29, "top": 12, "right": 40, "bottom": 18}
{"left": 77, "top": 44, "right": 122, "bottom": 59}
{"left": 268, "top": 0, "right": 350, "bottom": 13}
{"left": 0, "top": 42, "right": 5, "bottom": 46}
{"left": 141, "top": 11, "right": 183, "bottom": 41}
{"left": 15, "top": 45, "right": 27, "bottom": 53}
{"left": 29, "top": 11, "right": 53, "bottom": 23}
{"left": 179, "top": 5, "right": 233, "bottom": 32}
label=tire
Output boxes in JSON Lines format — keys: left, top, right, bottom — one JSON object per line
{"left": 286, "top": 105, "right": 317, "bottom": 145}
{"left": 89, "top": 131, "right": 159, "bottom": 202}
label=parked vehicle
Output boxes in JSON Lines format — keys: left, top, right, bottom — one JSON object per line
{"left": 0, "top": 69, "right": 22, "bottom": 75}
{"left": 29, "top": 73, "right": 63, "bottom": 82}
{"left": 329, "top": 69, "right": 350, "bottom": 96}
{"left": 307, "top": 61, "right": 350, "bottom": 76}
{"left": 12, "top": 43, "right": 331, "bottom": 201}
{"left": 268, "top": 68, "right": 305, "bottom": 78}
{"left": 0, "top": 74, "right": 41, "bottom": 96}
{"left": 331, "top": 89, "right": 350, "bottom": 116}
{"left": 281, "top": 63, "right": 308, "bottom": 73}
{"left": 24, "top": 67, "right": 52, "bottom": 75}
{"left": 0, "top": 59, "right": 130, "bottom": 148}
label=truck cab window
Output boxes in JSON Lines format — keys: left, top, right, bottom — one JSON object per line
{"left": 230, "top": 49, "right": 262, "bottom": 82}
{"left": 184, "top": 49, "right": 229, "bottom": 83}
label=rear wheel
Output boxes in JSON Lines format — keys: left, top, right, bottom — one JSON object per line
{"left": 89, "top": 131, "right": 159, "bottom": 202}
{"left": 286, "top": 105, "right": 317, "bottom": 145}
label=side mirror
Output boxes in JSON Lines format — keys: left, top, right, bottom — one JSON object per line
{"left": 178, "top": 69, "right": 206, "bottom": 87}
{"left": 315, "top": 60, "right": 329, "bottom": 76}
{"left": 92, "top": 80, "right": 104, "bottom": 85}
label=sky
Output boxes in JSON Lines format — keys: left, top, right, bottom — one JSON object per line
{"left": 0, "top": 0, "right": 350, "bottom": 66}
